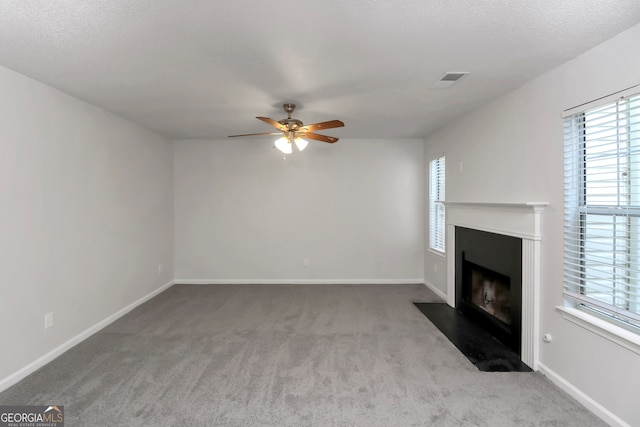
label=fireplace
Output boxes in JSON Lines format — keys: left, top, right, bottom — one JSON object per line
{"left": 442, "top": 201, "right": 547, "bottom": 369}
{"left": 468, "top": 264, "right": 511, "bottom": 325}
{"left": 455, "top": 227, "right": 522, "bottom": 354}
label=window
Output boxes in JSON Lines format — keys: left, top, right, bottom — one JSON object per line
{"left": 564, "top": 90, "right": 640, "bottom": 331}
{"left": 429, "top": 156, "right": 446, "bottom": 253}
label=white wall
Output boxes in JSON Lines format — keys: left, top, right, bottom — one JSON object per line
{"left": 0, "top": 66, "right": 174, "bottom": 385}
{"left": 424, "top": 23, "right": 640, "bottom": 426}
{"left": 173, "top": 138, "right": 424, "bottom": 283}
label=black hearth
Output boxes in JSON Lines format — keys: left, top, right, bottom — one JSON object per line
{"left": 455, "top": 227, "right": 522, "bottom": 355}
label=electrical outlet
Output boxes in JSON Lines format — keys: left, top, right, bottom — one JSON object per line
{"left": 44, "top": 312, "right": 54, "bottom": 329}
{"left": 303, "top": 258, "right": 310, "bottom": 267}
{"left": 434, "top": 263, "right": 438, "bottom": 273}
{"left": 157, "top": 264, "right": 163, "bottom": 274}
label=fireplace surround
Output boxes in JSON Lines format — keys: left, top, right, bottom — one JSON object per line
{"left": 456, "top": 227, "right": 522, "bottom": 354}
{"left": 441, "top": 201, "right": 547, "bottom": 369}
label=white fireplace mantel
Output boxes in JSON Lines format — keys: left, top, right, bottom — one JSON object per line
{"left": 440, "top": 201, "right": 549, "bottom": 370}
{"left": 439, "top": 201, "right": 548, "bottom": 240}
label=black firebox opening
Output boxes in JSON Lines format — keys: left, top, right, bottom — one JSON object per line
{"left": 468, "top": 261, "right": 512, "bottom": 326}
{"left": 455, "top": 227, "right": 522, "bottom": 355}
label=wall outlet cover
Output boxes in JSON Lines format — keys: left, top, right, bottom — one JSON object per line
{"left": 44, "top": 312, "right": 54, "bottom": 329}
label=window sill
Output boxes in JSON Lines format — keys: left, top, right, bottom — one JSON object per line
{"left": 427, "top": 248, "right": 446, "bottom": 258}
{"left": 556, "top": 306, "right": 640, "bottom": 356}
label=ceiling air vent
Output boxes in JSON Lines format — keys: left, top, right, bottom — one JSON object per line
{"left": 430, "top": 71, "right": 470, "bottom": 89}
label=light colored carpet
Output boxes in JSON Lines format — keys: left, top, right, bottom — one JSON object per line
{"left": 0, "top": 284, "right": 605, "bottom": 426}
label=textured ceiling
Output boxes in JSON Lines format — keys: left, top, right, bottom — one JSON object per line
{"left": 1, "top": 1, "right": 639, "bottom": 140}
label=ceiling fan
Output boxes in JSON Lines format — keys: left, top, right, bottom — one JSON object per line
{"left": 229, "top": 104, "right": 344, "bottom": 154}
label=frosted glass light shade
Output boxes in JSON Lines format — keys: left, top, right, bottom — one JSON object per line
{"left": 294, "top": 137, "right": 308, "bottom": 151}
{"left": 274, "top": 136, "right": 292, "bottom": 154}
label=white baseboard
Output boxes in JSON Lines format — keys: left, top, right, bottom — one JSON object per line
{"left": 173, "top": 278, "right": 425, "bottom": 285}
{"left": 423, "top": 280, "right": 448, "bottom": 302}
{"left": 537, "top": 362, "right": 629, "bottom": 427}
{"left": 0, "top": 280, "right": 174, "bottom": 393}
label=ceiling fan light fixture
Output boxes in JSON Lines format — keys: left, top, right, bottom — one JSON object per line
{"left": 229, "top": 103, "right": 344, "bottom": 153}
{"left": 274, "top": 136, "right": 292, "bottom": 154}
{"left": 294, "top": 137, "right": 308, "bottom": 152}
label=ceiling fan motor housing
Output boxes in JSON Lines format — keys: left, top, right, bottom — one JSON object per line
{"left": 279, "top": 118, "right": 303, "bottom": 130}
{"left": 280, "top": 104, "right": 302, "bottom": 130}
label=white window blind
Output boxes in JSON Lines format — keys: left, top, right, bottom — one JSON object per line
{"left": 429, "top": 156, "right": 446, "bottom": 253}
{"left": 564, "top": 91, "right": 640, "bottom": 329}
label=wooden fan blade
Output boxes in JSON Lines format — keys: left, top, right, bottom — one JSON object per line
{"left": 228, "top": 132, "right": 282, "bottom": 138}
{"left": 298, "top": 120, "right": 344, "bottom": 133}
{"left": 256, "top": 117, "right": 287, "bottom": 131}
{"left": 299, "top": 133, "right": 339, "bottom": 143}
